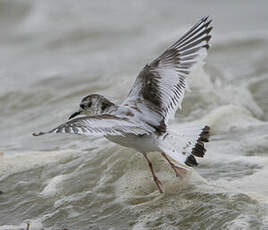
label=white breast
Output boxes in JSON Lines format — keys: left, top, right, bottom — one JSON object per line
{"left": 105, "top": 134, "right": 160, "bottom": 153}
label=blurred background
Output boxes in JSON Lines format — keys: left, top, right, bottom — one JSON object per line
{"left": 0, "top": 0, "right": 268, "bottom": 229}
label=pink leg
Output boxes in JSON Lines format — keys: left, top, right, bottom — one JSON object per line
{"left": 161, "top": 153, "right": 187, "bottom": 178}
{"left": 143, "top": 154, "right": 163, "bottom": 193}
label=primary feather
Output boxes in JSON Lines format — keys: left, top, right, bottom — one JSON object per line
{"left": 33, "top": 114, "right": 151, "bottom": 137}
{"left": 124, "top": 16, "right": 212, "bottom": 124}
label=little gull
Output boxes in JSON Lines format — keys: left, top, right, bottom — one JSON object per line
{"left": 34, "top": 17, "right": 212, "bottom": 193}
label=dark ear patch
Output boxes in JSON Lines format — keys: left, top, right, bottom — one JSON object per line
{"left": 101, "top": 103, "right": 109, "bottom": 111}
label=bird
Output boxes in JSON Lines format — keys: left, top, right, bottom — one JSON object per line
{"left": 33, "top": 17, "right": 212, "bottom": 193}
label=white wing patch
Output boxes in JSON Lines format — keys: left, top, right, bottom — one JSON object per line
{"left": 153, "top": 67, "right": 187, "bottom": 120}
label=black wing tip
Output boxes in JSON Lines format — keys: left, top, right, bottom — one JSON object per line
{"left": 175, "top": 16, "right": 213, "bottom": 53}
{"left": 201, "top": 16, "right": 212, "bottom": 23}
{"left": 199, "top": 16, "right": 213, "bottom": 36}
{"left": 202, "top": 16, "right": 209, "bottom": 21}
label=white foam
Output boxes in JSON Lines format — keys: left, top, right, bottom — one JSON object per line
{"left": 217, "top": 84, "right": 263, "bottom": 119}
{"left": 202, "top": 104, "right": 263, "bottom": 134}
{"left": 189, "top": 66, "right": 214, "bottom": 90}
{"left": 115, "top": 161, "right": 191, "bottom": 198}
{"left": 53, "top": 191, "right": 90, "bottom": 209}
{"left": 0, "top": 219, "right": 45, "bottom": 230}
{"left": 40, "top": 174, "right": 67, "bottom": 197}
{"left": 217, "top": 164, "right": 268, "bottom": 203}
{"left": 114, "top": 150, "right": 211, "bottom": 201}
{"left": 0, "top": 150, "right": 78, "bottom": 180}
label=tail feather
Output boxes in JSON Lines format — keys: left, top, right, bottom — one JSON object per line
{"left": 191, "top": 142, "right": 205, "bottom": 158}
{"left": 191, "top": 125, "right": 210, "bottom": 158}
{"left": 159, "top": 125, "right": 210, "bottom": 167}
{"left": 185, "top": 155, "right": 198, "bottom": 167}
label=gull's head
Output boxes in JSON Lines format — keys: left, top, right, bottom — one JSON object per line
{"left": 69, "top": 94, "right": 115, "bottom": 120}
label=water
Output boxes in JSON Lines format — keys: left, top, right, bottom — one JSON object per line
{"left": 1, "top": 0, "right": 268, "bottom": 229}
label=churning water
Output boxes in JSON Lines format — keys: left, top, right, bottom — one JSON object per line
{"left": 0, "top": 0, "right": 268, "bottom": 229}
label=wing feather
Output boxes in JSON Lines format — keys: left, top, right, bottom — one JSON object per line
{"left": 33, "top": 114, "right": 152, "bottom": 137}
{"left": 124, "top": 17, "right": 212, "bottom": 123}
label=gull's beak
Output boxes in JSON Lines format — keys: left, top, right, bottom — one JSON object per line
{"left": 68, "top": 110, "right": 81, "bottom": 120}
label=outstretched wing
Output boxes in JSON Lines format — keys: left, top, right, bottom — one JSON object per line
{"left": 124, "top": 17, "right": 212, "bottom": 123}
{"left": 33, "top": 114, "right": 153, "bottom": 137}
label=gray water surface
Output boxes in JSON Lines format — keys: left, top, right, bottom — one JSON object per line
{"left": 1, "top": 0, "right": 268, "bottom": 229}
